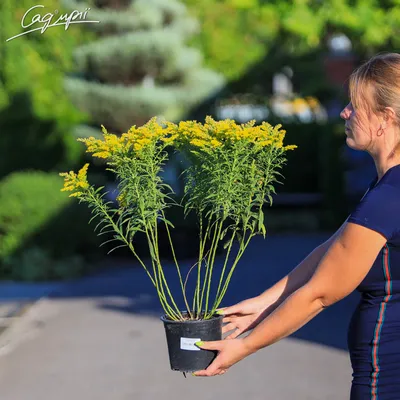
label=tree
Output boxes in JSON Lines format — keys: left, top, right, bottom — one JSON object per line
{"left": 61, "top": 0, "right": 225, "bottom": 139}
{"left": 182, "top": 0, "right": 400, "bottom": 81}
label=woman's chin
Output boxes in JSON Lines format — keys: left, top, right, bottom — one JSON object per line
{"left": 345, "top": 137, "right": 361, "bottom": 150}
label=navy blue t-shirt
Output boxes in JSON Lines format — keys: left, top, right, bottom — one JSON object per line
{"left": 346, "top": 164, "right": 400, "bottom": 399}
{"left": 348, "top": 168, "right": 400, "bottom": 243}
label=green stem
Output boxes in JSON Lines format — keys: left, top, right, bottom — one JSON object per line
{"left": 204, "top": 214, "right": 225, "bottom": 318}
{"left": 213, "top": 229, "right": 254, "bottom": 313}
{"left": 88, "top": 190, "right": 178, "bottom": 320}
{"left": 199, "top": 213, "right": 216, "bottom": 315}
{"left": 145, "top": 223, "right": 181, "bottom": 320}
{"left": 151, "top": 251, "right": 179, "bottom": 320}
{"left": 193, "top": 212, "right": 205, "bottom": 318}
{"left": 146, "top": 161, "right": 183, "bottom": 320}
{"left": 212, "top": 226, "right": 238, "bottom": 310}
{"left": 147, "top": 221, "right": 183, "bottom": 319}
{"left": 161, "top": 209, "right": 192, "bottom": 318}
{"left": 91, "top": 193, "right": 156, "bottom": 287}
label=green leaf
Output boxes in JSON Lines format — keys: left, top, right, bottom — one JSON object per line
{"left": 148, "top": 240, "right": 157, "bottom": 261}
{"left": 261, "top": 224, "right": 266, "bottom": 238}
{"left": 160, "top": 218, "right": 175, "bottom": 229}
{"left": 223, "top": 240, "right": 231, "bottom": 250}
{"left": 258, "top": 211, "right": 264, "bottom": 233}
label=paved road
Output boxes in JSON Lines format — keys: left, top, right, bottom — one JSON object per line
{"left": 0, "top": 233, "right": 359, "bottom": 399}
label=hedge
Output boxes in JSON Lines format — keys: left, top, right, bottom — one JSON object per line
{"left": 0, "top": 170, "right": 103, "bottom": 281}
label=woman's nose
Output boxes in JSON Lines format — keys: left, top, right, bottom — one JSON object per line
{"left": 340, "top": 104, "right": 351, "bottom": 120}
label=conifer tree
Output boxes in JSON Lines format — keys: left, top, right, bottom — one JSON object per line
{"left": 62, "top": 0, "right": 225, "bottom": 138}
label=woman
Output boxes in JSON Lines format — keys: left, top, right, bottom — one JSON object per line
{"left": 193, "top": 52, "right": 400, "bottom": 399}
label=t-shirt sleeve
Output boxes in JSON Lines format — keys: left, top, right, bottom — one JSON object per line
{"left": 348, "top": 183, "right": 400, "bottom": 240}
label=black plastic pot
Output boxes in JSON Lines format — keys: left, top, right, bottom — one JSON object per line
{"left": 161, "top": 312, "right": 224, "bottom": 372}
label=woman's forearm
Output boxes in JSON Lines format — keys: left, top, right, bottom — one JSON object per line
{"left": 258, "top": 239, "right": 332, "bottom": 308}
{"left": 257, "top": 218, "right": 348, "bottom": 310}
{"left": 243, "top": 285, "right": 324, "bottom": 353}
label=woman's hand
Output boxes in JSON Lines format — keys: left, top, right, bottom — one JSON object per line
{"left": 219, "top": 294, "right": 277, "bottom": 339}
{"left": 192, "top": 338, "right": 254, "bottom": 377}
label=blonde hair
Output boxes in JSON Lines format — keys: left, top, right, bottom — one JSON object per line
{"left": 349, "top": 53, "right": 400, "bottom": 125}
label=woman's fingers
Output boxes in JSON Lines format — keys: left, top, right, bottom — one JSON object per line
{"left": 223, "top": 324, "right": 245, "bottom": 339}
{"left": 222, "top": 322, "right": 237, "bottom": 334}
{"left": 225, "top": 330, "right": 242, "bottom": 340}
{"left": 218, "top": 370, "right": 227, "bottom": 375}
{"left": 218, "top": 304, "right": 243, "bottom": 316}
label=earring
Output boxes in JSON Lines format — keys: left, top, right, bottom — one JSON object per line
{"left": 378, "top": 124, "right": 385, "bottom": 136}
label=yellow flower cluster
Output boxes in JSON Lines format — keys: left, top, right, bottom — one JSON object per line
{"left": 75, "top": 116, "right": 296, "bottom": 161}
{"left": 116, "top": 191, "right": 128, "bottom": 207}
{"left": 77, "top": 118, "right": 178, "bottom": 158}
{"left": 59, "top": 163, "right": 90, "bottom": 197}
{"left": 124, "top": 118, "right": 177, "bottom": 152}
{"left": 173, "top": 116, "right": 296, "bottom": 151}
{"left": 78, "top": 126, "right": 128, "bottom": 159}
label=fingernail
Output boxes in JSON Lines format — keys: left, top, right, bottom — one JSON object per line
{"left": 195, "top": 341, "right": 204, "bottom": 347}
{"left": 191, "top": 372, "right": 196, "bottom": 376}
{"left": 216, "top": 310, "right": 224, "bottom": 315}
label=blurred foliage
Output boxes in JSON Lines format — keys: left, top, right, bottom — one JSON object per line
{"left": 270, "top": 121, "right": 348, "bottom": 229}
{"left": 183, "top": 0, "right": 400, "bottom": 80}
{"left": 0, "top": 92, "right": 83, "bottom": 179}
{"left": 62, "top": 0, "right": 225, "bottom": 137}
{"left": 0, "top": 0, "right": 92, "bottom": 176}
{"left": 0, "top": 171, "right": 103, "bottom": 280}
{"left": 2, "top": 247, "right": 86, "bottom": 282}
{"left": 0, "top": 0, "right": 89, "bottom": 119}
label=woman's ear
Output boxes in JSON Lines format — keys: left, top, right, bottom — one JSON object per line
{"left": 383, "top": 107, "right": 397, "bottom": 124}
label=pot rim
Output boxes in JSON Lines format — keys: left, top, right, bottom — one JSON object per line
{"left": 160, "top": 312, "right": 223, "bottom": 324}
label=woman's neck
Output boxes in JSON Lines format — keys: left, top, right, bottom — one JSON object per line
{"left": 373, "top": 156, "right": 400, "bottom": 180}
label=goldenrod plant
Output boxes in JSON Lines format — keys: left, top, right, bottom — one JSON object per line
{"left": 60, "top": 117, "right": 296, "bottom": 321}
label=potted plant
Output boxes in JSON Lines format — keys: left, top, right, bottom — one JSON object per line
{"left": 59, "top": 116, "right": 296, "bottom": 373}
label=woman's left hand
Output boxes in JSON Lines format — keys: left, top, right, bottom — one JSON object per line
{"left": 192, "top": 338, "right": 253, "bottom": 377}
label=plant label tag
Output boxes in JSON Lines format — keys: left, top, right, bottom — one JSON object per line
{"left": 180, "top": 337, "right": 201, "bottom": 351}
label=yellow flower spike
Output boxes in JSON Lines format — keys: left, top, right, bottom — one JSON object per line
{"left": 160, "top": 134, "right": 178, "bottom": 144}
{"left": 59, "top": 163, "right": 90, "bottom": 196}
{"left": 134, "top": 143, "right": 143, "bottom": 152}
{"left": 210, "top": 139, "right": 222, "bottom": 147}
{"left": 69, "top": 192, "right": 83, "bottom": 198}
{"left": 77, "top": 135, "right": 117, "bottom": 159}
{"left": 78, "top": 163, "right": 89, "bottom": 179}
{"left": 136, "top": 138, "right": 152, "bottom": 146}
{"left": 190, "top": 139, "right": 207, "bottom": 148}
{"left": 163, "top": 121, "right": 178, "bottom": 135}
{"left": 92, "top": 151, "right": 111, "bottom": 159}
{"left": 117, "top": 192, "right": 128, "bottom": 207}
{"left": 101, "top": 124, "right": 109, "bottom": 135}
{"left": 259, "top": 140, "right": 273, "bottom": 147}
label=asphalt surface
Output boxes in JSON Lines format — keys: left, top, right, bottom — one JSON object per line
{"left": 0, "top": 233, "right": 358, "bottom": 399}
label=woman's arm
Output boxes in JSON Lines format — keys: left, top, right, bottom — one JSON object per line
{"left": 257, "top": 220, "right": 348, "bottom": 310}
{"left": 243, "top": 222, "right": 386, "bottom": 353}
{"left": 192, "top": 221, "right": 386, "bottom": 377}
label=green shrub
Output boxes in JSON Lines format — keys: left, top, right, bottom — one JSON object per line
{"left": 0, "top": 92, "right": 84, "bottom": 180}
{"left": 2, "top": 247, "right": 87, "bottom": 282}
{"left": 0, "top": 170, "right": 103, "bottom": 281}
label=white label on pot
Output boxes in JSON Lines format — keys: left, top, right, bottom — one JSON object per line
{"left": 180, "top": 337, "right": 201, "bottom": 351}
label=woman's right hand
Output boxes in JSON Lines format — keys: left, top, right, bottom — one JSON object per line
{"left": 218, "top": 294, "right": 277, "bottom": 339}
